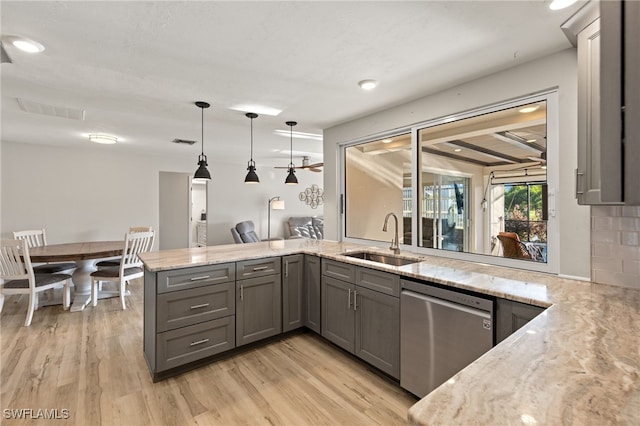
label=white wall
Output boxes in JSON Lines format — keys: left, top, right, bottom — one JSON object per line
{"left": 0, "top": 141, "right": 323, "bottom": 247}
{"left": 323, "top": 48, "right": 591, "bottom": 279}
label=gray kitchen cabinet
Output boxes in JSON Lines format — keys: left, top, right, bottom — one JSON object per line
{"left": 496, "top": 298, "right": 545, "bottom": 344}
{"left": 282, "top": 254, "right": 304, "bottom": 332}
{"left": 321, "top": 275, "right": 356, "bottom": 352}
{"left": 144, "top": 262, "right": 236, "bottom": 379}
{"left": 354, "top": 285, "right": 400, "bottom": 378}
{"left": 236, "top": 273, "right": 282, "bottom": 346}
{"left": 321, "top": 259, "right": 400, "bottom": 378}
{"left": 568, "top": 0, "right": 640, "bottom": 204}
{"left": 304, "top": 255, "right": 321, "bottom": 333}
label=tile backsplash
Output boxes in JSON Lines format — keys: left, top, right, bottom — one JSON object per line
{"left": 591, "top": 206, "right": 640, "bottom": 289}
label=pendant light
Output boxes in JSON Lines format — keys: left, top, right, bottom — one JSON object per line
{"left": 284, "top": 121, "right": 298, "bottom": 185}
{"left": 194, "top": 101, "right": 211, "bottom": 181}
{"left": 244, "top": 112, "right": 260, "bottom": 184}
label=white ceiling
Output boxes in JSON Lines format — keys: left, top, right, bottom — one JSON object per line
{"left": 0, "top": 1, "right": 584, "bottom": 167}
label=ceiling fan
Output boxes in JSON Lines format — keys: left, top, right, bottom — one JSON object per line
{"left": 526, "top": 151, "right": 547, "bottom": 165}
{"left": 275, "top": 156, "right": 324, "bottom": 173}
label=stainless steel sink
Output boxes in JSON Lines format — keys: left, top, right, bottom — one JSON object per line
{"left": 341, "top": 251, "right": 420, "bottom": 266}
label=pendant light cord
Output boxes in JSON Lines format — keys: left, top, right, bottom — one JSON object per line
{"left": 201, "top": 106, "right": 204, "bottom": 156}
{"left": 250, "top": 116, "right": 254, "bottom": 162}
{"left": 289, "top": 123, "right": 293, "bottom": 167}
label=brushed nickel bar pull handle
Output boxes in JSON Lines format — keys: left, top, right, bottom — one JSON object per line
{"left": 190, "top": 275, "right": 210, "bottom": 281}
{"left": 348, "top": 288, "right": 352, "bottom": 308}
{"left": 285, "top": 261, "right": 289, "bottom": 277}
{"left": 576, "top": 169, "right": 584, "bottom": 196}
{"left": 353, "top": 290, "right": 358, "bottom": 311}
{"left": 240, "top": 285, "right": 244, "bottom": 301}
{"left": 190, "top": 339, "right": 209, "bottom": 347}
{"left": 252, "top": 266, "right": 269, "bottom": 271}
{"left": 190, "top": 303, "right": 210, "bottom": 310}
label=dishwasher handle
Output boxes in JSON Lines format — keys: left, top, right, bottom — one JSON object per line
{"left": 401, "top": 290, "right": 491, "bottom": 319}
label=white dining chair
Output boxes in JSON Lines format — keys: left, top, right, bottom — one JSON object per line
{"left": 0, "top": 239, "right": 71, "bottom": 326}
{"left": 95, "top": 226, "right": 154, "bottom": 269}
{"left": 12, "top": 229, "right": 77, "bottom": 274}
{"left": 89, "top": 231, "right": 154, "bottom": 310}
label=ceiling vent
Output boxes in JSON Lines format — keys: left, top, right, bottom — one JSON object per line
{"left": 16, "top": 98, "right": 85, "bottom": 120}
{"left": 172, "top": 138, "right": 197, "bottom": 145}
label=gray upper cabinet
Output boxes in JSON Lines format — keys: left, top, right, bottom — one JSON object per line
{"left": 304, "top": 255, "right": 321, "bottom": 334}
{"left": 569, "top": 0, "right": 640, "bottom": 204}
{"left": 282, "top": 254, "right": 304, "bottom": 333}
{"left": 236, "top": 273, "right": 282, "bottom": 347}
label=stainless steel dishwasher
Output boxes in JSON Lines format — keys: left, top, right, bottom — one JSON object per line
{"left": 400, "top": 279, "right": 494, "bottom": 398}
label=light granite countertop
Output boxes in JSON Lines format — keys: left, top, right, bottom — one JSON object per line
{"left": 139, "top": 239, "right": 640, "bottom": 425}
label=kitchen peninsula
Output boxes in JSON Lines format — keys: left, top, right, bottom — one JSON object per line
{"left": 139, "top": 239, "right": 640, "bottom": 425}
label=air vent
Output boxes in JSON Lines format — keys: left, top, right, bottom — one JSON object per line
{"left": 16, "top": 98, "right": 85, "bottom": 120}
{"left": 172, "top": 138, "right": 197, "bottom": 145}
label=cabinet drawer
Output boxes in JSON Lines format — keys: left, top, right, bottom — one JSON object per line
{"left": 236, "top": 257, "right": 281, "bottom": 280}
{"left": 157, "top": 263, "right": 235, "bottom": 294}
{"left": 156, "top": 316, "right": 235, "bottom": 372}
{"left": 357, "top": 267, "right": 400, "bottom": 297}
{"left": 322, "top": 259, "right": 356, "bottom": 283}
{"left": 157, "top": 282, "right": 235, "bottom": 332}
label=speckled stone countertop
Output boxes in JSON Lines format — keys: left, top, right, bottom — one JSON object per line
{"left": 139, "top": 239, "right": 640, "bottom": 425}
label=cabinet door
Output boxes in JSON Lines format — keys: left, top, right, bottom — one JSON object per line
{"left": 321, "top": 276, "right": 355, "bottom": 352}
{"left": 577, "top": 18, "right": 606, "bottom": 204}
{"left": 625, "top": 0, "right": 640, "bottom": 204}
{"left": 236, "top": 274, "right": 282, "bottom": 346}
{"left": 354, "top": 286, "right": 400, "bottom": 379}
{"left": 282, "top": 254, "right": 304, "bottom": 332}
{"left": 496, "top": 298, "right": 545, "bottom": 343}
{"left": 304, "top": 255, "right": 321, "bottom": 334}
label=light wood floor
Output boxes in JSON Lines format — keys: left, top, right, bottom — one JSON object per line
{"left": 1, "top": 280, "right": 417, "bottom": 425}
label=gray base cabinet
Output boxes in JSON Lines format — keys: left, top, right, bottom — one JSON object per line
{"left": 322, "top": 275, "right": 356, "bottom": 352}
{"left": 303, "top": 255, "right": 321, "bottom": 333}
{"left": 144, "top": 262, "right": 236, "bottom": 375}
{"left": 321, "top": 259, "right": 400, "bottom": 379}
{"left": 496, "top": 298, "right": 545, "bottom": 344}
{"left": 283, "top": 254, "right": 304, "bottom": 332}
{"left": 236, "top": 257, "right": 282, "bottom": 347}
{"left": 355, "top": 286, "right": 400, "bottom": 378}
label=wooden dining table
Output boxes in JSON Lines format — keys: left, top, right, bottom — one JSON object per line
{"left": 29, "top": 241, "right": 124, "bottom": 311}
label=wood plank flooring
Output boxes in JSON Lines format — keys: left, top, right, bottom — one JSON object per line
{"left": 1, "top": 280, "right": 417, "bottom": 425}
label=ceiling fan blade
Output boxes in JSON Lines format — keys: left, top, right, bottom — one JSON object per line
{"left": 307, "top": 162, "right": 324, "bottom": 168}
{"left": 308, "top": 167, "right": 323, "bottom": 172}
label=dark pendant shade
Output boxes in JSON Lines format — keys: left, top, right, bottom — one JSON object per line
{"left": 245, "top": 163, "right": 259, "bottom": 184}
{"left": 285, "top": 167, "right": 298, "bottom": 185}
{"left": 194, "top": 101, "right": 211, "bottom": 181}
{"left": 195, "top": 155, "right": 211, "bottom": 180}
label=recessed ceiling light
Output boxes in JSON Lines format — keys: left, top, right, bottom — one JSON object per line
{"left": 273, "top": 129, "right": 323, "bottom": 141}
{"left": 230, "top": 105, "right": 281, "bottom": 116}
{"left": 89, "top": 134, "right": 118, "bottom": 144}
{"left": 526, "top": 138, "right": 537, "bottom": 143}
{"left": 358, "top": 79, "right": 378, "bottom": 90}
{"left": 549, "top": 0, "right": 578, "bottom": 11}
{"left": 382, "top": 138, "right": 393, "bottom": 143}
{"left": 11, "top": 38, "right": 45, "bottom": 53}
{"left": 454, "top": 148, "right": 462, "bottom": 152}
{"left": 519, "top": 105, "right": 540, "bottom": 113}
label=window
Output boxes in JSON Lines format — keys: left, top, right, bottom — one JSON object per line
{"left": 341, "top": 92, "right": 557, "bottom": 272}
